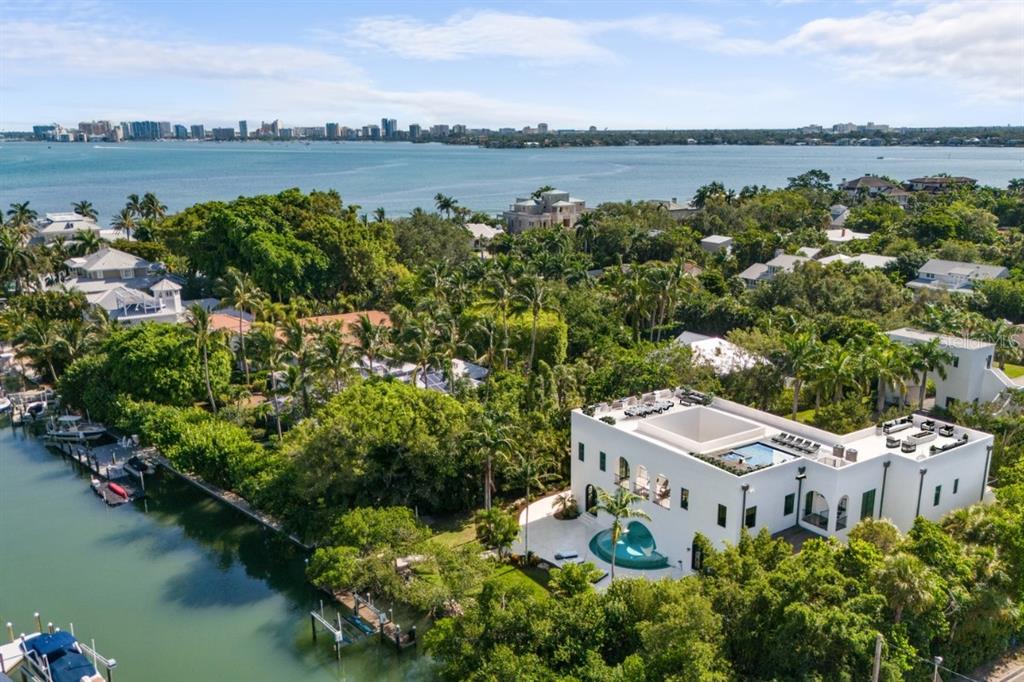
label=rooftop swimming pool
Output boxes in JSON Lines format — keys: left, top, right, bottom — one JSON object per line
{"left": 720, "top": 442, "right": 795, "bottom": 469}
{"left": 589, "top": 521, "right": 669, "bottom": 570}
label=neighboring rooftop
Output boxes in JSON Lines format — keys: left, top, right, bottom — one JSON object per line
{"left": 65, "top": 247, "right": 153, "bottom": 273}
{"left": 818, "top": 253, "right": 895, "bottom": 269}
{"left": 917, "top": 259, "right": 1008, "bottom": 279}
{"left": 887, "top": 327, "right": 994, "bottom": 351}
{"left": 676, "top": 332, "right": 763, "bottom": 375}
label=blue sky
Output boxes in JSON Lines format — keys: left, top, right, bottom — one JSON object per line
{"left": 1, "top": 0, "right": 1021, "bottom": 131}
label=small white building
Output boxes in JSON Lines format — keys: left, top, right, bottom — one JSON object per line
{"left": 35, "top": 212, "right": 121, "bottom": 244}
{"left": 568, "top": 391, "right": 994, "bottom": 576}
{"left": 886, "top": 328, "right": 1020, "bottom": 409}
{"left": 825, "top": 228, "right": 870, "bottom": 244}
{"left": 464, "top": 223, "right": 503, "bottom": 253}
{"left": 817, "top": 253, "right": 895, "bottom": 269}
{"left": 700, "top": 235, "right": 733, "bottom": 255}
{"left": 906, "top": 259, "right": 1009, "bottom": 294}
{"left": 502, "top": 190, "right": 586, "bottom": 233}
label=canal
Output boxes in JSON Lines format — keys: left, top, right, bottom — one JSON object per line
{"left": 0, "top": 427, "right": 433, "bottom": 681}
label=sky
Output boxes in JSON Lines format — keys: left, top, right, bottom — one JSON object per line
{"left": 1, "top": 0, "right": 1022, "bottom": 131}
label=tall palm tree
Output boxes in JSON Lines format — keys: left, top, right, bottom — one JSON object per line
{"left": 514, "top": 275, "right": 549, "bottom": 375}
{"left": 140, "top": 192, "right": 167, "bottom": 221}
{"left": 434, "top": 193, "right": 457, "bottom": 218}
{"left": 811, "top": 341, "right": 860, "bottom": 406}
{"left": 504, "top": 447, "right": 559, "bottom": 559}
{"left": 216, "top": 267, "right": 262, "bottom": 385}
{"left": 125, "top": 194, "right": 143, "bottom": 218}
{"left": 111, "top": 207, "right": 136, "bottom": 240}
{"left": 467, "top": 414, "right": 515, "bottom": 510}
{"left": 594, "top": 487, "right": 651, "bottom": 581}
{"left": 876, "top": 553, "right": 937, "bottom": 624}
{"left": 186, "top": 304, "right": 221, "bottom": 413}
{"left": 353, "top": 313, "right": 390, "bottom": 373}
{"left": 7, "top": 201, "right": 37, "bottom": 235}
{"left": 978, "top": 318, "right": 1021, "bottom": 371}
{"left": 432, "top": 315, "right": 474, "bottom": 391}
{"left": 0, "top": 228, "right": 36, "bottom": 294}
{"left": 72, "top": 200, "right": 98, "bottom": 220}
{"left": 16, "top": 317, "right": 62, "bottom": 381}
{"left": 372, "top": 207, "right": 386, "bottom": 223}
{"left": 783, "top": 329, "right": 819, "bottom": 419}
{"left": 868, "top": 338, "right": 912, "bottom": 415}
{"left": 313, "top": 324, "right": 357, "bottom": 394}
{"left": 910, "top": 338, "right": 954, "bottom": 408}
{"left": 397, "top": 315, "right": 436, "bottom": 386}
{"left": 531, "top": 185, "right": 554, "bottom": 200}
{"left": 573, "top": 213, "right": 596, "bottom": 254}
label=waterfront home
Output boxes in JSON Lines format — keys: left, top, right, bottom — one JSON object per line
{"left": 648, "top": 198, "right": 698, "bottom": 221}
{"left": 906, "top": 259, "right": 1008, "bottom": 294}
{"left": 766, "top": 253, "right": 810, "bottom": 277}
{"left": 675, "top": 332, "right": 763, "bottom": 375}
{"left": 502, "top": 189, "right": 586, "bottom": 233}
{"left": 700, "top": 235, "right": 733, "bottom": 255}
{"left": 839, "top": 175, "right": 899, "bottom": 198}
{"left": 886, "top": 328, "right": 1021, "bottom": 409}
{"left": 289, "top": 310, "right": 391, "bottom": 344}
{"left": 905, "top": 176, "right": 977, "bottom": 192}
{"left": 563, "top": 391, "right": 994, "bottom": 577}
{"left": 64, "top": 247, "right": 160, "bottom": 283}
{"left": 828, "top": 205, "right": 850, "bottom": 228}
{"left": 817, "top": 253, "right": 895, "bottom": 269}
{"left": 413, "top": 358, "right": 489, "bottom": 393}
{"left": 465, "top": 222, "right": 503, "bottom": 253}
{"left": 737, "top": 263, "right": 770, "bottom": 289}
{"left": 33, "top": 212, "right": 121, "bottom": 245}
{"left": 879, "top": 186, "right": 912, "bottom": 208}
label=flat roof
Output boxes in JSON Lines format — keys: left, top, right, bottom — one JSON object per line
{"left": 581, "top": 390, "right": 990, "bottom": 475}
{"left": 887, "top": 327, "right": 993, "bottom": 351}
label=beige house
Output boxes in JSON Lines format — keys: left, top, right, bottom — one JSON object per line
{"left": 503, "top": 190, "right": 586, "bottom": 233}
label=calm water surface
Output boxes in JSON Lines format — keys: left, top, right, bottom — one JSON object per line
{"left": 1, "top": 141, "right": 1022, "bottom": 223}
{"left": 0, "top": 427, "right": 432, "bottom": 681}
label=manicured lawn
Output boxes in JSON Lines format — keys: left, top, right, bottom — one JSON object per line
{"left": 487, "top": 563, "right": 551, "bottom": 598}
{"left": 1002, "top": 363, "right": 1024, "bottom": 379}
{"left": 794, "top": 407, "right": 816, "bottom": 424}
{"left": 427, "top": 511, "right": 478, "bottom": 548}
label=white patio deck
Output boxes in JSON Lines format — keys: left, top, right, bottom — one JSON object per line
{"left": 513, "top": 492, "right": 678, "bottom": 589}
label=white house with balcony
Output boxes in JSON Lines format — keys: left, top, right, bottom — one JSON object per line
{"left": 57, "top": 248, "right": 183, "bottom": 324}
{"left": 34, "top": 212, "right": 122, "bottom": 245}
{"left": 906, "top": 259, "right": 1008, "bottom": 294}
{"left": 886, "top": 328, "right": 1021, "bottom": 409}
{"left": 502, "top": 190, "right": 586, "bottom": 233}
{"left": 560, "top": 390, "right": 992, "bottom": 577}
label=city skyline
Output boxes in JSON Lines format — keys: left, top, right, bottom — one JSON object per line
{"left": 1, "top": 0, "right": 1021, "bottom": 131}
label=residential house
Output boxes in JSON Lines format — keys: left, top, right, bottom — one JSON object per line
{"left": 906, "top": 259, "right": 1009, "bottom": 294}
{"left": 34, "top": 212, "right": 121, "bottom": 245}
{"left": 887, "top": 328, "right": 1020, "bottom": 408}
{"left": 765, "top": 254, "right": 810, "bottom": 277}
{"left": 649, "top": 198, "right": 699, "bottom": 222}
{"left": 700, "top": 235, "right": 733, "bottom": 255}
{"left": 879, "top": 187, "right": 912, "bottom": 208}
{"left": 828, "top": 205, "right": 850, "bottom": 228}
{"left": 839, "top": 175, "right": 898, "bottom": 199}
{"left": 737, "top": 263, "right": 770, "bottom": 289}
{"left": 817, "top": 253, "right": 895, "bottom": 269}
{"left": 567, "top": 392, "right": 994, "bottom": 577}
{"left": 825, "top": 227, "right": 870, "bottom": 244}
{"left": 905, "top": 176, "right": 977, "bottom": 192}
{"left": 675, "top": 332, "right": 764, "bottom": 375}
{"left": 465, "top": 223, "right": 504, "bottom": 254}
{"left": 502, "top": 190, "right": 586, "bottom": 233}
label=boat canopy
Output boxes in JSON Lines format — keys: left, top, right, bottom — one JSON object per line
{"left": 57, "top": 415, "right": 82, "bottom": 423}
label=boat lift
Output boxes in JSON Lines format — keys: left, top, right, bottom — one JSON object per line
{"left": 1, "top": 614, "right": 117, "bottom": 682}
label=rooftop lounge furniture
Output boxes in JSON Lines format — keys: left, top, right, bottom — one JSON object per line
{"left": 930, "top": 433, "right": 969, "bottom": 454}
{"left": 881, "top": 416, "right": 914, "bottom": 435}
{"left": 901, "top": 440, "right": 917, "bottom": 454}
{"left": 624, "top": 399, "right": 674, "bottom": 418}
{"left": 907, "top": 430, "right": 937, "bottom": 445}
{"left": 938, "top": 424, "right": 955, "bottom": 438}
{"left": 886, "top": 435, "right": 901, "bottom": 449}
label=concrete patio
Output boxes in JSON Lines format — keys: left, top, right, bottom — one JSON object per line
{"left": 513, "top": 492, "right": 678, "bottom": 589}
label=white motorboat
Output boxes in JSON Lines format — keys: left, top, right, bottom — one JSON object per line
{"left": 46, "top": 415, "right": 107, "bottom": 442}
{"left": 0, "top": 396, "right": 11, "bottom": 413}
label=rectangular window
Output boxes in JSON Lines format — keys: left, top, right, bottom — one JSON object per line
{"left": 952, "top": 357, "right": 959, "bottom": 368}
{"left": 933, "top": 485, "right": 942, "bottom": 507}
{"left": 986, "top": 355, "right": 992, "bottom": 369}
{"left": 953, "top": 478, "right": 959, "bottom": 494}
{"left": 860, "top": 489, "right": 876, "bottom": 520}
{"left": 680, "top": 488, "right": 689, "bottom": 510}
{"left": 744, "top": 506, "right": 757, "bottom": 528}
{"left": 599, "top": 451, "right": 606, "bottom": 472}
{"left": 577, "top": 443, "right": 584, "bottom": 462}
{"left": 717, "top": 504, "right": 727, "bottom": 528}
{"left": 784, "top": 493, "right": 795, "bottom": 516}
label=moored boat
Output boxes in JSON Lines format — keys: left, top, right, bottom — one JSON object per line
{"left": 0, "top": 625, "right": 115, "bottom": 682}
{"left": 45, "top": 415, "right": 106, "bottom": 442}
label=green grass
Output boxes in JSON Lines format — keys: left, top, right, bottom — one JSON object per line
{"left": 487, "top": 564, "right": 551, "bottom": 598}
{"left": 426, "top": 511, "right": 478, "bottom": 548}
{"left": 1002, "top": 363, "right": 1024, "bottom": 379}
{"left": 794, "top": 407, "right": 817, "bottom": 424}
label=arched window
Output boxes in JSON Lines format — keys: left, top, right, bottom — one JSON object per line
{"left": 803, "top": 490, "right": 830, "bottom": 531}
{"left": 585, "top": 484, "right": 598, "bottom": 516}
{"left": 617, "top": 458, "right": 630, "bottom": 488}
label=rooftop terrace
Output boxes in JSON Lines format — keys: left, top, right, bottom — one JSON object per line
{"left": 582, "top": 388, "right": 986, "bottom": 475}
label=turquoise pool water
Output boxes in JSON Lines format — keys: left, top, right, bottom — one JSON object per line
{"left": 723, "top": 442, "right": 792, "bottom": 468}
{"left": 589, "top": 521, "right": 669, "bottom": 570}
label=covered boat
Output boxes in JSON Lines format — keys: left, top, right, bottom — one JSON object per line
{"left": 45, "top": 415, "right": 106, "bottom": 442}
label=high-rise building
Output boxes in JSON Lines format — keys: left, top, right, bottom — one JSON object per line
{"left": 130, "top": 121, "right": 162, "bottom": 140}
{"left": 120, "top": 122, "right": 132, "bottom": 138}
{"left": 452, "top": 124, "right": 466, "bottom": 135}
{"left": 212, "top": 127, "right": 235, "bottom": 141}
{"left": 537, "top": 123, "right": 549, "bottom": 133}
{"left": 430, "top": 124, "right": 450, "bottom": 137}
{"left": 238, "top": 120, "right": 248, "bottom": 140}
{"left": 261, "top": 120, "right": 280, "bottom": 137}
{"left": 326, "top": 122, "right": 340, "bottom": 140}
{"left": 32, "top": 125, "right": 56, "bottom": 140}
{"left": 408, "top": 124, "right": 421, "bottom": 140}
{"left": 78, "top": 120, "right": 111, "bottom": 136}
{"left": 158, "top": 121, "right": 172, "bottom": 138}
{"left": 173, "top": 124, "right": 188, "bottom": 139}
{"left": 380, "top": 118, "right": 397, "bottom": 139}
{"left": 190, "top": 124, "right": 206, "bottom": 140}
{"left": 109, "top": 126, "right": 124, "bottom": 142}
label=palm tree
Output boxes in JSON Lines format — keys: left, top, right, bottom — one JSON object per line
{"left": 432, "top": 315, "right": 474, "bottom": 391}
{"left": 467, "top": 414, "right": 515, "bottom": 510}
{"left": 434, "top": 193, "right": 457, "bottom": 218}
{"left": 514, "top": 275, "right": 548, "bottom": 375}
{"left": 978, "top": 318, "right": 1021, "bottom": 371}
{"left": 783, "top": 329, "right": 819, "bottom": 419}
{"left": 16, "top": 317, "right": 62, "bottom": 381}
{"left": 504, "top": 448, "right": 559, "bottom": 559}
{"left": 186, "top": 304, "right": 221, "bottom": 413}
{"left": 0, "top": 228, "right": 36, "bottom": 294}
{"left": 909, "top": 338, "right": 954, "bottom": 408}
{"left": 125, "top": 194, "right": 143, "bottom": 218}
{"left": 72, "top": 230, "right": 104, "bottom": 256}
{"left": 372, "top": 207, "right": 386, "bottom": 223}
{"left": 876, "top": 553, "right": 937, "bottom": 624}
{"left": 352, "top": 313, "right": 389, "bottom": 373}
{"left": 397, "top": 316, "right": 436, "bottom": 386}
{"left": 810, "top": 341, "right": 860, "bottom": 406}
{"left": 216, "top": 267, "right": 261, "bottom": 385}
{"left": 111, "top": 207, "right": 136, "bottom": 240}
{"left": 531, "top": 185, "right": 554, "bottom": 200}
{"left": 594, "top": 487, "right": 651, "bottom": 581}
{"left": 313, "top": 325, "right": 357, "bottom": 393}
{"left": 7, "top": 202, "right": 38, "bottom": 235}
{"left": 573, "top": 213, "right": 596, "bottom": 254}
{"left": 72, "top": 200, "right": 98, "bottom": 220}
{"left": 140, "top": 192, "right": 167, "bottom": 221}
{"left": 868, "top": 338, "right": 912, "bottom": 415}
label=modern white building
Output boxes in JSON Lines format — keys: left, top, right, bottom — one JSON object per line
{"left": 502, "top": 190, "right": 586, "bottom": 233}
{"left": 57, "top": 248, "right": 184, "bottom": 324}
{"left": 34, "top": 213, "right": 121, "bottom": 244}
{"left": 700, "top": 235, "right": 733, "bottom": 255}
{"left": 568, "top": 390, "right": 993, "bottom": 575}
{"left": 906, "top": 259, "right": 1009, "bottom": 294}
{"left": 675, "top": 332, "right": 763, "bottom": 375}
{"left": 817, "top": 253, "right": 895, "bottom": 269}
{"left": 886, "top": 328, "right": 1021, "bottom": 409}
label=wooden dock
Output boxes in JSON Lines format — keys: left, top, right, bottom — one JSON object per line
{"left": 52, "top": 441, "right": 145, "bottom": 505}
{"left": 145, "top": 448, "right": 311, "bottom": 550}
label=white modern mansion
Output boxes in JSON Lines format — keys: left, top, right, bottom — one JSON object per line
{"left": 887, "top": 328, "right": 1022, "bottom": 408}
{"left": 570, "top": 389, "right": 993, "bottom": 575}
